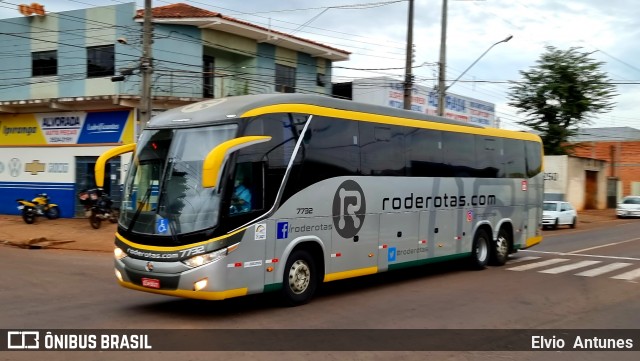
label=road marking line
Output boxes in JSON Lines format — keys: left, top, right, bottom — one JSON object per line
{"left": 521, "top": 249, "right": 640, "bottom": 261}
{"left": 507, "top": 258, "right": 569, "bottom": 271}
{"left": 611, "top": 268, "right": 640, "bottom": 281}
{"left": 567, "top": 237, "right": 640, "bottom": 254}
{"left": 507, "top": 256, "right": 541, "bottom": 264}
{"left": 539, "top": 260, "right": 601, "bottom": 274}
{"left": 575, "top": 262, "right": 633, "bottom": 277}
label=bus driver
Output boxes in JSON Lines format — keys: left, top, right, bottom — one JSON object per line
{"left": 231, "top": 174, "right": 251, "bottom": 214}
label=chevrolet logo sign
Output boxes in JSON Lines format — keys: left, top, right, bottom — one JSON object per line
{"left": 25, "top": 160, "right": 45, "bottom": 175}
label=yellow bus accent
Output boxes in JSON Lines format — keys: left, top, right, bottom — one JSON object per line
{"left": 95, "top": 143, "right": 135, "bottom": 187}
{"left": 118, "top": 280, "right": 247, "bottom": 301}
{"left": 324, "top": 266, "right": 378, "bottom": 282}
{"left": 115, "top": 227, "right": 247, "bottom": 252}
{"left": 202, "top": 136, "right": 271, "bottom": 188}
{"left": 524, "top": 236, "right": 543, "bottom": 248}
{"left": 241, "top": 104, "right": 542, "bottom": 143}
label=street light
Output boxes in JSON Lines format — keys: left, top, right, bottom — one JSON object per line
{"left": 437, "top": 34, "right": 513, "bottom": 116}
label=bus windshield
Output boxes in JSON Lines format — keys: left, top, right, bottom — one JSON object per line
{"left": 120, "top": 124, "right": 238, "bottom": 236}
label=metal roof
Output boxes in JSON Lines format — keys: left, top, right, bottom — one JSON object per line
{"left": 570, "top": 127, "right": 640, "bottom": 142}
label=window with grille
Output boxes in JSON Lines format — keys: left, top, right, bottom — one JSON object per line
{"left": 275, "top": 64, "right": 296, "bottom": 93}
{"left": 87, "top": 45, "right": 115, "bottom": 77}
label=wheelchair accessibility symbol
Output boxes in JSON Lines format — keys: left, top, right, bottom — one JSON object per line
{"left": 156, "top": 218, "right": 169, "bottom": 234}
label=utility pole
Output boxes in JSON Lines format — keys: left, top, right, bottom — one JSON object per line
{"left": 140, "top": 0, "right": 153, "bottom": 125}
{"left": 403, "top": 0, "right": 414, "bottom": 110}
{"left": 437, "top": 0, "right": 448, "bottom": 116}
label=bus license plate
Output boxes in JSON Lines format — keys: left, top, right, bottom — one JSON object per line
{"left": 141, "top": 278, "right": 160, "bottom": 289}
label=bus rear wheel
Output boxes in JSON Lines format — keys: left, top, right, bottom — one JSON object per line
{"left": 470, "top": 229, "right": 490, "bottom": 269}
{"left": 282, "top": 249, "right": 318, "bottom": 306}
{"left": 490, "top": 228, "right": 510, "bottom": 266}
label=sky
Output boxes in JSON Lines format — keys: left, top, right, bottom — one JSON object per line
{"left": 1, "top": 0, "right": 639, "bottom": 132}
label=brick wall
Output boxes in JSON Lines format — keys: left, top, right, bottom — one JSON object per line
{"left": 572, "top": 141, "right": 640, "bottom": 196}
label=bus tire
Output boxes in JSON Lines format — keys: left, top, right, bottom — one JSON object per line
{"left": 490, "top": 228, "right": 510, "bottom": 266}
{"left": 281, "top": 249, "right": 318, "bottom": 306}
{"left": 470, "top": 229, "right": 490, "bottom": 269}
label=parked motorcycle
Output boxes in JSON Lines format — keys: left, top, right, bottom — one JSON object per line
{"left": 78, "top": 188, "right": 119, "bottom": 229}
{"left": 16, "top": 193, "right": 60, "bottom": 224}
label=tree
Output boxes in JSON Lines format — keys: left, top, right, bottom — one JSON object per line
{"left": 508, "top": 46, "right": 617, "bottom": 155}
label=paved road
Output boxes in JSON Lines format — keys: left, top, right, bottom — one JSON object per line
{"left": 1, "top": 215, "right": 639, "bottom": 360}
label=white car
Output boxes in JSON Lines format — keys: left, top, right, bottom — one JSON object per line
{"left": 616, "top": 196, "right": 640, "bottom": 218}
{"left": 542, "top": 201, "right": 577, "bottom": 229}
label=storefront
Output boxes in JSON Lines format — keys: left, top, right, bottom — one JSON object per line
{"left": 0, "top": 109, "right": 135, "bottom": 217}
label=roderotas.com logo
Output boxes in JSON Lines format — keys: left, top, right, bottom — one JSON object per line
{"left": 332, "top": 180, "right": 366, "bottom": 238}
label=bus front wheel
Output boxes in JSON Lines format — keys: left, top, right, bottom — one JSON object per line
{"left": 470, "top": 229, "right": 490, "bottom": 269}
{"left": 282, "top": 249, "right": 318, "bottom": 306}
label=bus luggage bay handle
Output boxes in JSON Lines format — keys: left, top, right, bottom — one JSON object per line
{"left": 95, "top": 143, "right": 136, "bottom": 187}
{"left": 202, "top": 136, "right": 272, "bottom": 189}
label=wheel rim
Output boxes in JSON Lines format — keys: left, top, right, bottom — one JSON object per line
{"left": 288, "top": 259, "right": 310, "bottom": 294}
{"left": 496, "top": 235, "right": 508, "bottom": 258}
{"left": 476, "top": 237, "right": 488, "bottom": 262}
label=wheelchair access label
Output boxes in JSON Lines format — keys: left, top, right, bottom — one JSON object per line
{"left": 156, "top": 218, "right": 168, "bottom": 234}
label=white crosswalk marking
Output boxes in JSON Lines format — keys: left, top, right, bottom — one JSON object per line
{"left": 507, "top": 258, "right": 569, "bottom": 271}
{"left": 507, "top": 256, "right": 541, "bottom": 264}
{"left": 610, "top": 268, "right": 640, "bottom": 281}
{"left": 575, "top": 262, "right": 633, "bottom": 277}
{"left": 539, "top": 260, "right": 602, "bottom": 274}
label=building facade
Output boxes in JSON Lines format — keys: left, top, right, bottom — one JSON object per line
{"left": 543, "top": 155, "right": 608, "bottom": 210}
{"left": 570, "top": 127, "right": 640, "bottom": 206}
{"left": 333, "top": 77, "right": 497, "bottom": 127}
{"left": 0, "top": 2, "right": 348, "bottom": 217}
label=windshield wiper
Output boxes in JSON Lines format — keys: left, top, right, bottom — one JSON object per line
{"left": 126, "top": 186, "right": 152, "bottom": 235}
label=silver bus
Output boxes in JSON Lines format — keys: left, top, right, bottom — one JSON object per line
{"left": 96, "top": 94, "right": 544, "bottom": 305}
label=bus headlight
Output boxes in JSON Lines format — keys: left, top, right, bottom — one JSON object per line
{"left": 182, "top": 243, "right": 239, "bottom": 268}
{"left": 114, "top": 247, "right": 127, "bottom": 260}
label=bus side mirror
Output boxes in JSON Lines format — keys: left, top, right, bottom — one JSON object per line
{"left": 202, "top": 136, "right": 271, "bottom": 189}
{"left": 95, "top": 143, "right": 136, "bottom": 187}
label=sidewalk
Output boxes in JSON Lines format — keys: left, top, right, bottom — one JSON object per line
{"left": 0, "top": 215, "right": 117, "bottom": 252}
{"left": 0, "top": 209, "right": 619, "bottom": 253}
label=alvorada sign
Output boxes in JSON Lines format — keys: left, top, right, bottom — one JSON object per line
{"left": 0, "top": 110, "right": 134, "bottom": 145}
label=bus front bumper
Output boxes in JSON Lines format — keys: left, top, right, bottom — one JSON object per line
{"left": 114, "top": 257, "right": 248, "bottom": 301}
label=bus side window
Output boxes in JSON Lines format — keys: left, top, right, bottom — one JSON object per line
{"left": 360, "top": 123, "right": 406, "bottom": 176}
{"left": 525, "top": 141, "right": 543, "bottom": 177}
{"left": 297, "top": 116, "right": 360, "bottom": 188}
{"left": 442, "top": 132, "right": 477, "bottom": 177}
{"left": 502, "top": 139, "right": 526, "bottom": 178}
{"left": 406, "top": 128, "right": 443, "bottom": 177}
{"left": 230, "top": 162, "right": 255, "bottom": 215}
{"left": 475, "top": 136, "right": 503, "bottom": 178}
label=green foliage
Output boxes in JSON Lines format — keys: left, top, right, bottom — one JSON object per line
{"left": 508, "top": 46, "right": 617, "bottom": 155}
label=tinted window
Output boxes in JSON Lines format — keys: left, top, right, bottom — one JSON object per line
{"left": 442, "top": 132, "right": 476, "bottom": 177}
{"left": 87, "top": 45, "right": 114, "bottom": 77}
{"left": 242, "top": 113, "right": 303, "bottom": 208}
{"left": 525, "top": 141, "right": 543, "bottom": 177}
{"left": 360, "top": 123, "right": 405, "bottom": 176}
{"left": 32, "top": 50, "right": 57, "bottom": 76}
{"left": 406, "top": 128, "right": 444, "bottom": 177}
{"left": 299, "top": 116, "right": 359, "bottom": 186}
{"left": 475, "top": 136, "right": 503, "bottom": 178}
{"left": 502, "top": 139, "right": 526, "bottom": 178}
